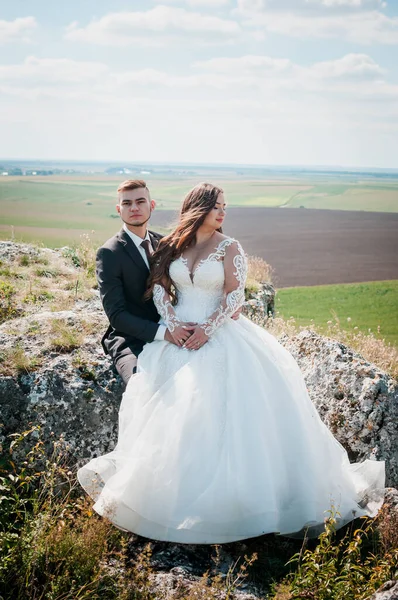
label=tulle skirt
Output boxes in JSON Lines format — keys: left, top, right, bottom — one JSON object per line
{"left": 77, "top": 316, "right": 385, "bottom": 543}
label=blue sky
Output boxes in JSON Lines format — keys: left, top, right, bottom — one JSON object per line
{"left": 1, "top": 0, "right": 397, "bottom": 168}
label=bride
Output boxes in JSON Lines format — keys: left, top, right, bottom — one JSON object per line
{"left": 78, "top": 182, "right": 385, "bottom": 543}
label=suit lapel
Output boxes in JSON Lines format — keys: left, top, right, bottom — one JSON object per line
{"left": 117, "top": 229, "right": 149, "bottom": 272}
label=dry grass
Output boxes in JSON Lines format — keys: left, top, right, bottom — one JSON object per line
{"left": 0, "top": 428, "right": 260, "bottom": 600}
{"left": 0, "top": 279, "right": 19, "bottom": 323}
{"left": 377, "top": 498, "right": 398, "bottom": 555}
{"left": 0, "top": 240, "right": 396, "bottom": 380}
{"left": 49, "top": 318, "right": 86, "bottom": 353}
{"left": 318, "top": 310, "right": 397, "bottom": 379}
{"left": 253, "top": 312, "right": 398, "bottom": 380}
{"left": 2, "top": 428, "right": 397, "bottom": 600}
{"left": 247, "top": 255, "right": 273, "bottom": 284}
{"left": 0, "top": 344, "right": 43, "bottom": 376}
{"left": 0, "top": 237, "right": 97, "bottom": 326}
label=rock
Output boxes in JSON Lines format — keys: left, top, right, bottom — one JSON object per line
{"left": 1, "top": 310, "right": 397, "bottom": 488}
{"left": 384, "top": 487, "right": 398, "bottom": 512}
{"left": 281, "top": 330, "right": 398, "bottom": 487}
{"left": 253, "top": 283, "right": 276, "bottom": 316}
{"left": 127, "top": 535, "right": 263, "bottom": 599}
{"left": 1, "top": 241, "right": 397, "bottom": 599}
{"left": 0, "top": 240, "right": 42, "bottom": 262}
{"left": 366, "top": 581, "right": 398, "bottom": 600}
{"left": 0, "top": 301, "right": 123, "bottom": 462}
{"left": 0, "top": 243, "right": 397, "bottom": 488}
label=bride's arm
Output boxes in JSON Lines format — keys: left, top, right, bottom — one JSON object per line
{"left": 183, "top": 240, "right": 247, "bottom": 349}
{"left": 153, "top": 283, "right": 193, "bottom": 346}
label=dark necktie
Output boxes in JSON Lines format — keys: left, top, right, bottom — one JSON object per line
{"left": 140, "top": 239, "right": 153, "bottom": 264}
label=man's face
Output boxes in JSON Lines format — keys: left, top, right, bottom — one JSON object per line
{"left": 116, "top": 187, "right": 155, "bottom": 228}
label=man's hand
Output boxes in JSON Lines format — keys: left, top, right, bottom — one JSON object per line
{"left": 165, "top": 329, "right": 178, "bottom": 345}
{"left": 183, "top": 325, "right": 209, "bottom": 350}
{"left": 165, "top": 322, "right": 196, "bottom": 347}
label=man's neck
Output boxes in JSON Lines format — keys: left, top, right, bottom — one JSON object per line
{"left": 124, "top": 223, "right": 148, "bottom": 239}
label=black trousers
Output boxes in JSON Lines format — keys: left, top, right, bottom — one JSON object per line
{"left": 115, "top": 353, "right": 138, "bottom": 386}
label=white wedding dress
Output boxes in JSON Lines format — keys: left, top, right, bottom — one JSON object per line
{"left": 78, "top": 238, "right": 385, "bottom": 543}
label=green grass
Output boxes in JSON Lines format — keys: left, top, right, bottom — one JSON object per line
{"left": 276, "top": 280, "right": 398, "bottom": 347}
{"left": 287, "top": 184, "right": 398, "bottom": 212}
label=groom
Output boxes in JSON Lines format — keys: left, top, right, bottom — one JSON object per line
{"left": 96, "top": 179, "right": 179, "bottom": 385}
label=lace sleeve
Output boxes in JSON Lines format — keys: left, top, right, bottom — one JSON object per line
{"left": 200, "top": 240, "right": 248, "bottom": 337}
{"left": 153, "top": 284, "right": 182, "bottom": 333}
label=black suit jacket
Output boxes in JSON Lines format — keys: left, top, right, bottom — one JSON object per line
{"left": 96, "top": 228, "right": 163, "bottom": 363}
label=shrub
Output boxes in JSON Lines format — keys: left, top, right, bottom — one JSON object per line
{"left": 0, "top": 280, "right": 18, "bottom": 323}
{"left": 34, "top": 267, "right": 61, "bottom": 278}
{"left": 0, "top": 427, "right": 128, "bottom": 600}
{"left": 24, "top": 289, "right": 55, "bottom": 304}
{"left": 272, "top": 510, "right": 398, "bottom": 600}
{"left": 63, "top": 234, "right": 96, "bottom": 278}
{"left": 247, "top": 255, "right": 273, "bottom": 284}
{"left": 18, "top": 254, "right": 30, "bottom": 267}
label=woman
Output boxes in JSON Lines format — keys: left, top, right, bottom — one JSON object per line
{"left": 78, "top": 183, "right": 385, "bottom": 543}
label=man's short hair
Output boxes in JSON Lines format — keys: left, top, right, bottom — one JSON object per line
{"left": 117, "top": 179, "right": 148, "bottom": 194}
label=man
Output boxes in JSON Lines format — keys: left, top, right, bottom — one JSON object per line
{"left": 96, "top": 179, "right": 180, "bottom": 385}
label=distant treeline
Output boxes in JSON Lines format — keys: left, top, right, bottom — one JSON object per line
{"left": 1, "top": 166, "right": 77, "bottom": 176}
{"left": 1, "top": 160, "right": 398, "bottom": 180}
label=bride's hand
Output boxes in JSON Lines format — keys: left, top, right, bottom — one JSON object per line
{"left": 170, "top": 322, "right": 196, "bottom": 347}
{"left": 183, "top": 325, "right": 209, "bottom": 350}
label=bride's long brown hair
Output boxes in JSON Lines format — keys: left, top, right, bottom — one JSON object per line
{"left": 146, "top": 182, "right": 223, "bottom": 304}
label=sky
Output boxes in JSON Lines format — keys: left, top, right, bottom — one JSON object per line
{"left": 0, "top": 0, "right": 397, "bottom": 168}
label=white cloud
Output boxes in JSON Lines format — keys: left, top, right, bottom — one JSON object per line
{"left": 193, "top": 55, "right": 293, "bottom": 73}
{"left": 0, "top": 56, "right": 108, "bottom": 84}
{"left": 185, "top": 0, "right": 229, "bottom": 5}
{"left": 114, "top": 68, "right": 253, "bottom": 89}
{"left": 239, "top": 8, "right": 398, "bottom": 44}
{"left": 308, "top": 53, "right": 385, "bottom": 79}
{"left": 238, "top": 0, "right": 385, "bottom": 11}
{"left": 0, "top": 16, "right": 37, "bottom": 44}
{"left": 0, "top": 53, "right": 392, "bottom": 100}
{"left": 154, "top": 0, "right": 230, "bottom": 6}
{"left": 236, "top": 0, "right": 398, "bottom": 44}
{"left": 65, "top": 6, "right": 240, "bottom": 46}
{"left": 1, "top": 52, "right": 397, "bottom": 167}
{"left": 194, "top": 52, "right": 386, "bottom": 84}
{"left": 307, "top": 0, "right": 386, "bottom": 7}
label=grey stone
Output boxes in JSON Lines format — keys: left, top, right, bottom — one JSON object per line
{"left": 1, "top": 242, "right": 397, "bottom": 486}
{"left": 281, "top": 329, "right": 398, "bottom": 487}
{"left": 366, "top": 581, "right": 398, "bottom": 600}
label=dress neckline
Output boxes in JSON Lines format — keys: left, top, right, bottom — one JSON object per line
{"left": 180, "top": 237, "right": 235, "bottom": 284}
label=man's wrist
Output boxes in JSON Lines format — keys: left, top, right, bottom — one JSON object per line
{"left": 164, "top": 328, "right": 178, "bottom": 345}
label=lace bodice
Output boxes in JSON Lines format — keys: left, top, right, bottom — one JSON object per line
{"left": 153, "top": 238, "right": 248, "bottom": 336}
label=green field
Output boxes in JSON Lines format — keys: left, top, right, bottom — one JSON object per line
{"left": 0, "top": 174, "right": 397, "bottom": 247}
{"left": 276, "top": 280, "right": 398, "bottom": 347}
{"left": 287, "top": 183, "right": 398, "bottom": 212}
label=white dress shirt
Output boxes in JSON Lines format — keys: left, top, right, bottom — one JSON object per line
{"left": 123, "top": 224, "right": 166, "bottom": 341}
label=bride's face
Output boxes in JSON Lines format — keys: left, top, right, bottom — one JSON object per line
{"left": 202, "top": 192, "right": 226, "bottom": 230}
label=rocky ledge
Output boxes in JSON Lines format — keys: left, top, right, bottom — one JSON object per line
{"left": 0, "top": 298, "right": 396, "bottom": 488}
{"left": 1, "top": 241, "right": 397, "bottom": 599}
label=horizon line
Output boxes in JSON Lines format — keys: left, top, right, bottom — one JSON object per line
{"left": 1, "top": 158, "right": 398, "bottom": 172}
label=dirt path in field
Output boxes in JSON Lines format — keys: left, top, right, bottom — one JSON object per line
{"left": 150, "top": 207, "right": 398, "bottom": 288}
